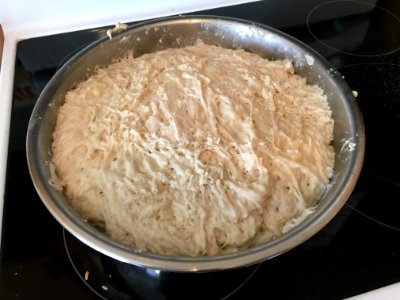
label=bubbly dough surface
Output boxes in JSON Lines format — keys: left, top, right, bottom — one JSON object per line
{"left": 52, "top": 43, "right": 334, "bottom": 256}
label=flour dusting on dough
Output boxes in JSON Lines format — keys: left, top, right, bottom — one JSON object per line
{"left": 51, "top": 44, "right": 335, "bottom": 257}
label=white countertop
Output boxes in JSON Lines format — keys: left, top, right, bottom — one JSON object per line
{"left": 0, "top": 1, "right": 398, "bottom": 299}
{"left": 0, "top": 0, "right": 258, "bottom": 39}
{"left": 347, "top": 282, "right": 400, "bottom": 300}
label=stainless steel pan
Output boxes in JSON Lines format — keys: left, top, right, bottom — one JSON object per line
{"left": 26, "top": 15, "right": 365, "bottom": 272}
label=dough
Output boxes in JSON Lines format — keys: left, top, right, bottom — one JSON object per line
{"left": 51, "top": 43, "right": 335, "bottom": 256}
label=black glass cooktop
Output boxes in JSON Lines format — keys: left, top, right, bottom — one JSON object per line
{"left": 2, "top": 1, "right": 400, "bottom": 299}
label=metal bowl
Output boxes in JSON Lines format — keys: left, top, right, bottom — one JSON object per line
{"left": 26, "top": 15, "right": 365, "bottom": 272}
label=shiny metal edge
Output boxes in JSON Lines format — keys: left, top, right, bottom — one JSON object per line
{"left": 26, "top": 15, "right": 365, "bottom": 272}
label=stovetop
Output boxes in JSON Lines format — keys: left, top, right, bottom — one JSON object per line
{"left": 1, "top": 0, "right": 400, "bottom": 299}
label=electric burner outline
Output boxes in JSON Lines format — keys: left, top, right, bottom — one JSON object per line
{"left": 307, "top": 0, "right": 400, "bottom": 57}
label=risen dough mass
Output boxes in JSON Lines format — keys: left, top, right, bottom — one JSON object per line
{"left": 52, "top": 43, "right": 334, "bottom": 256}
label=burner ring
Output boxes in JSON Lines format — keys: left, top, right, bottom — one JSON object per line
{"left": 338, "top": 62, "right": 400, "bottom": 184}
{"left": 63, "top": 229, "right": 260, "bottom": 300}
{"left": 307, "top": 0, "right": 400, "bottom": 57}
